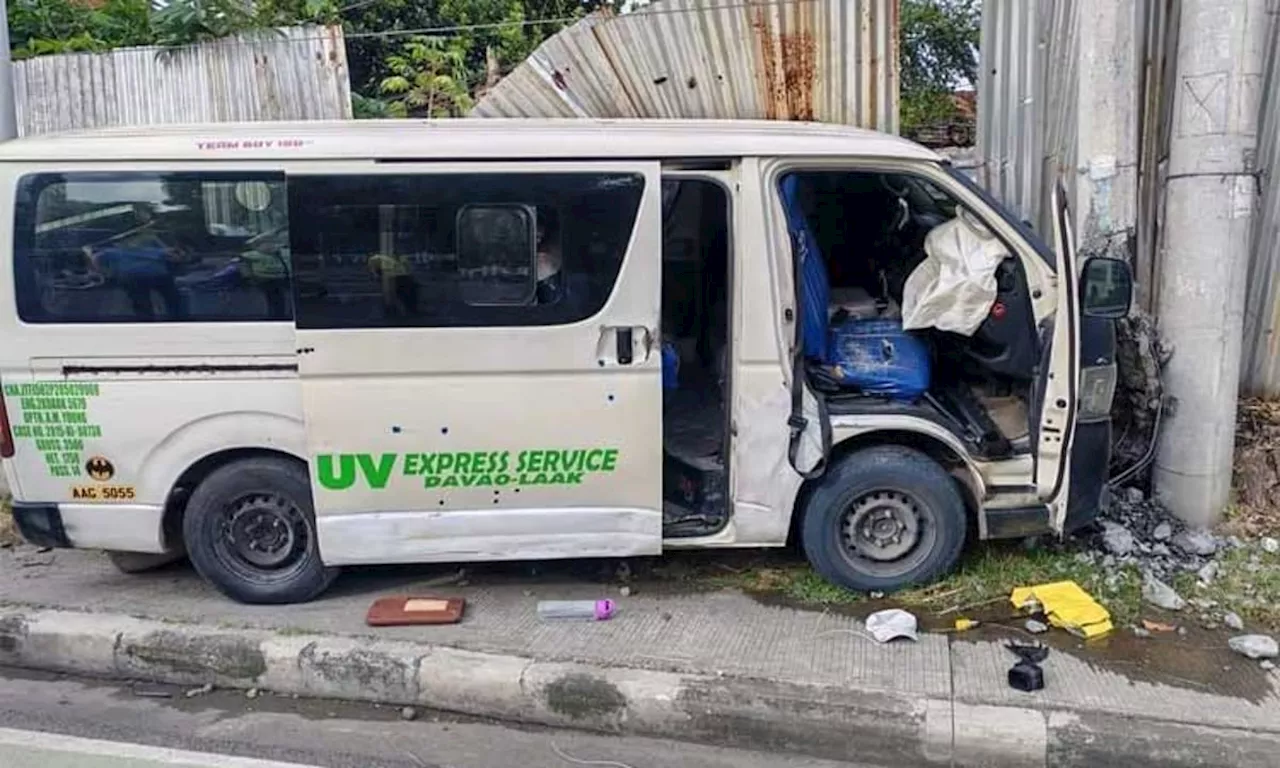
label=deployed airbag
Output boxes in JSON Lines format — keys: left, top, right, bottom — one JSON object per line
{"left": 901, "top": 209, "right": 1008, "bottom": 335}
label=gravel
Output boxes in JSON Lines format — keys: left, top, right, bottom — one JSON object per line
{"left": 1025, "top": 619, "right": 1050, "bottom": 634}
{"left": 1224, "top": 611, "right": 1245, "bottom": 631}
{"left": 1142, "top": 575, "right": 1186, "bottom": 611}
{"left": 1172, "top": 529, "right": 1219, "bottom": 557}
{"left": 1228, "top": 635, "right": 1279, "bottom": 660}
{"left": 1263, "top": 537, "right": 1279, "bottom": 555}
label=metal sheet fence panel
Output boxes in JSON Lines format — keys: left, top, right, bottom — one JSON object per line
{"left": 473, "top": 0, "right": 898, "bottom": 132}
{"left": 12, "top": 26, "right": 351, "bottom": 136}
{"left": 1241, "top": 5, "right": 1280, "bottom": 395}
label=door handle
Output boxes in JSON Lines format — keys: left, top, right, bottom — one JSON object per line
{"left": 617, "top": 328, "right": 634, "bottom": 365}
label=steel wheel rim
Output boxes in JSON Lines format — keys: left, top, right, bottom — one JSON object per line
{"left": 213, "top": 492, "right": 311, "bottom": 582}
{"left": 836, "top": 488, "right": 938, "bottom": 579}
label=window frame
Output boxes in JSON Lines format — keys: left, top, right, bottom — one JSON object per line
{"left": 12, "top": 169, "right": 291, "bottom": 326}
{"left": 284, "top": 164, "right": 649, "bottom": 331}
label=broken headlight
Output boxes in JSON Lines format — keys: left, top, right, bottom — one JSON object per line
{"left": 1078, "top": 364, "right": 1117, "bottom": 422}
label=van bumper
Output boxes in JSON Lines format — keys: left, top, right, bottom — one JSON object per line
{"left": 11, "top": 503, "right": 71, "bottom": 549}
{"left": 10, "top": 502, "right": 167, "bottom": 553}
{"left": 1064, "top": 419, "right": 1112, "bottom": 533}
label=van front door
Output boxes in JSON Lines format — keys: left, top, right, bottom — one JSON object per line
{"left": 1036, "top": 181, "right": 1081, "bottom": 531}
{"left": 286, "top": 162, "right": 665, "bottom": 565}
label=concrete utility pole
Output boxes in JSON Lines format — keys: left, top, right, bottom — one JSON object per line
{"left": 0, "top": 0, "right": 15, "bottom": 140}
{"left": 1154, "top": 0, "right": 1270, "bottom": 527}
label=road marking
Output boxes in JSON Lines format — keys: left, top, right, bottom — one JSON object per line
{"left": 0, "top": 727, "right": 321, "bottom": 768}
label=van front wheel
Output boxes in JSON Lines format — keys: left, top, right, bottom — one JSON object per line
{"left": 183, "top": 457, "right": 338, "bottom": 604}
{"left": 801, "top": 446, "right": 967, "bottom": 593}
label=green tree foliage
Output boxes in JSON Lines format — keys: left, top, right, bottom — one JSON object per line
{"left": 379, "top": 35, "right": 474, "bottom": 117}
{"left": 8, "top": 0, "right": 151, "bottom": 58}
{"left": 151, "top": 0, "right": 262, "bottom": 47}
{"left": 899, "top": 0, "right": 980, "bottom": 136}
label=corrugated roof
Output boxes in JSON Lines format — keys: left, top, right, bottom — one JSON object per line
{"left": 473, "top": 0, "right": 898, "bottom": 132}
{"left": 12, "top": 26, "right": 351, "bottom": 137}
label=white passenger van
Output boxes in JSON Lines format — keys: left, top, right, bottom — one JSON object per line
{"left": 0, "top": 120, "right": 1132, "bottom": 604}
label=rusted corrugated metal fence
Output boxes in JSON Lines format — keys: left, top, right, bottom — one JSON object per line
{"left": 474, "top": 0, "right": 899, "bottom": 133}
{"left": 13, "top": 26, "right": 351, "bottom": 137}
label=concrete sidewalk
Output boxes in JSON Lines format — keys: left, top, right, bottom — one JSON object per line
{"left": 0, "top": 547, "right": 1276, "bottom": 767}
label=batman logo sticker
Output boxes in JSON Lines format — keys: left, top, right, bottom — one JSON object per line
{"left": 85, "top": 456, "right": 114, "bottom": 482}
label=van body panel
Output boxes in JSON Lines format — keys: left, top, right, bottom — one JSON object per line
{"left": 289, "top": 161, "right": 667, "bottom": 563}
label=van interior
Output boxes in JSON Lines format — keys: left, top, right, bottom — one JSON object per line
{"left": 659, "top": 172, "right": 1045, "bottom": 537}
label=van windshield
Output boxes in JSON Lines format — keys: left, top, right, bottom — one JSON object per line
{"left": 944, "top": 166, "right": 1056, "bottom": 269}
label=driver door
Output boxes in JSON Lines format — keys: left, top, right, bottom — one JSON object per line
{"left": 1036, "top": 181, "right": 1082, "bottom": 531}
{"left": 286, "top": 161, "right": 665, "bottom": 565}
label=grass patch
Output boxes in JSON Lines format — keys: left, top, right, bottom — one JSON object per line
{"left": 706, "top": 542, "right": 1145, "bottom": 627}
{"left": 1173, "top": 545, "right": 1280, "bottom": 632}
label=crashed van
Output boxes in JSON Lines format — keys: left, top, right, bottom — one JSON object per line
{"left": 0, "top": 120, "right": 1132, "bottom": 603}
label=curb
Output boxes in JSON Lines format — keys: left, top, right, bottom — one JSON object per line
{"left": 1, "top": 607, "right": 1276, "bottom": 767}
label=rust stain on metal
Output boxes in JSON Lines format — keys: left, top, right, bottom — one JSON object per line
{"left": 752, "top": 9, "right": 816, "bottom": 121}
{"left": 780, "top": 31, "right": 817, "bottom": 121}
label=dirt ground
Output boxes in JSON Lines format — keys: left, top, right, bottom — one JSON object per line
{"left": 1230, "top": 398, "right": 1280, "bottom": 538}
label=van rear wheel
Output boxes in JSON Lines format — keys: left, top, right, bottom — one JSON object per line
{"left": 801, "top": 446, "right": 967, "bottom": 593}
{"left": 183, "top": 456, "right": 338, "bottom": 604}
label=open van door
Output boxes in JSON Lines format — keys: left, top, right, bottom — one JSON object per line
{"left": 1036, "top": 181, "right": 1081, "bottom": 532}
{"left": 286, "top": 162, "right": 665, "bottom": 565}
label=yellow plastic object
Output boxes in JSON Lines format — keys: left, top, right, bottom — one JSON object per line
{"left": 1010, "top": 580, "right": 1114, "bottom": 638}
{"left": 954, "top": 618, "right": 979, "bottom": 632}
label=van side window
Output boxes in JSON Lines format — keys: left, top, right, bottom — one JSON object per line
{"left": 287, "top": 173, "right": 644, "bottom": 329}
{"left": 13, "top": 172, "right": 291, "bottom": 323}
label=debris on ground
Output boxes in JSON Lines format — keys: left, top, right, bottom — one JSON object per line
{"left": 1010, "top": 581, "right": 1113, "bottom": 638}
{"left": 1228, "top": 635, "right": 1279, "bottom": 660}
{"left": 246, "top": 687, "right": 260, "bottom": 700}
{"left": 1142, "top": 575, "right": 1186, "bottom": 611}
{"left": 184, "top": 683, "right": 214, "bottom": 699}
{"left": 1263, "top": 537, "right": 1279, "bottom": 555}
{"left": 865, "top": 609, "right": 918, "bottom": 643}
{"left": 953, "top": 618, "right": 979, "bottom": 632}
{"left": 400, "top": 706, "right": 418, "bottom": 721}
{"left": 1006, "top": 643, "right": 1049, "bottom": 692}
{"left": 366, "top": 596, "right": 466, "bottom": 626}
{"left": 1024, "top": 619, "right": 1049, "bottom": 634}
{"left": 1141, "top": 619, "right": 1177, "bottom": 633}
{"left": 1172, "top": 529, "right": 1218, "bottom": 557}
{"left": 536, "top": 599, "right": 615, "bottom": 621}
{"left": 1224, "top": 611, "right": 1245, "bottom": 631}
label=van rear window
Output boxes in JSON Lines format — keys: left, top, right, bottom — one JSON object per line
{"left": 13, "top": 172, "right": 291, "bottom": 323}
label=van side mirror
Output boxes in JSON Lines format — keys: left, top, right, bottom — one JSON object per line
{"left": 1080, "top": 257, "right": 1133, "bottom": 319}
{"left": 456, "top": 204, "right": 536, "bottom": 306}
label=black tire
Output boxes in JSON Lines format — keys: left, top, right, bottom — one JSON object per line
{"left": 183, "top": 457, "right": 338, "bottom": 604}
{"left": 801, "top": 445, "right": 967, "bottom": 593}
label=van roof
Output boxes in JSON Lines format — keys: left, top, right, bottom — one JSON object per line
{"left": 0, "top": 119, "right": 940, "bottom": 163}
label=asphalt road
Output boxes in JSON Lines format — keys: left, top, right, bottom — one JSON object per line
{"left": 0, "top": 666, "right": 872, "bottom": 768}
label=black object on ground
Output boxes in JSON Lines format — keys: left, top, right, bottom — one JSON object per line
{"left": 1006, "top": 642, "right": 1049, "bottom": 692}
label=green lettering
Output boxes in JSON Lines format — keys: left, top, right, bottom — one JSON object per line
{"left": 316, "top": 454, "right": 356, "bottom": 490}
{"left": 403, "top": 454, "right": 422, "bottom": 475}
{"left": 475, "top": 474, "right": 493, "bottom": 486}
{"left": 565, "top": 471, "right": 584, "bottom": 485}
{"left": 442, "top": 475, "right": 459, "bottom": 488}
{"left": 357, "top": 453, "right": 397, "bottom": 489}
{"left": 585, "top": 449, "right": 604, "bottom": 471}
{"left": 471, "top": 452, "right": 490, "bottom": 474}
{"left": 549, "top": 472, "right": 566, "bottom": 485}
{"left": 437, "top": 453, "right": 455, "bottom": 473}
{"left": 424, "top": 475, "right": 442, "bottom": 489}
{"left": 527, "top": 451, "right": 543, "bottom": 472}
{"left": 493, "top": 451, "right": 509, "bottom": 473}
{"left": 420, "top": 453, "right": 438, "bottom": 475}
{"left": 455, "top": 452, "right": 471, "bottom": 473}
{"left": 601, "top": 449, "right": 618, "bottom": 471}
{"left": 460, "top": 474, "right": 479, "bottom": 487}
{"left": 62, "top": 412, "right": 86, "bottom": 424}
{"left": 532, "top": 472, "right": 549, "bottom": 485}
{"left": 516, "top": 451, "right": 531, "bottom": 472}
{"left": 544, "top": 451, "right": 560, "bottom": 472}
{"left": 11, "top": 425, "right": 29, "bottom": 438}
{"left": 495, "top": 473, "right": 512, "bottom": 486}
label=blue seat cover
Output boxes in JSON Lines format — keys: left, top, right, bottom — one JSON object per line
{"left": 779, "top": 175, "right": 830, "bottom": 360}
